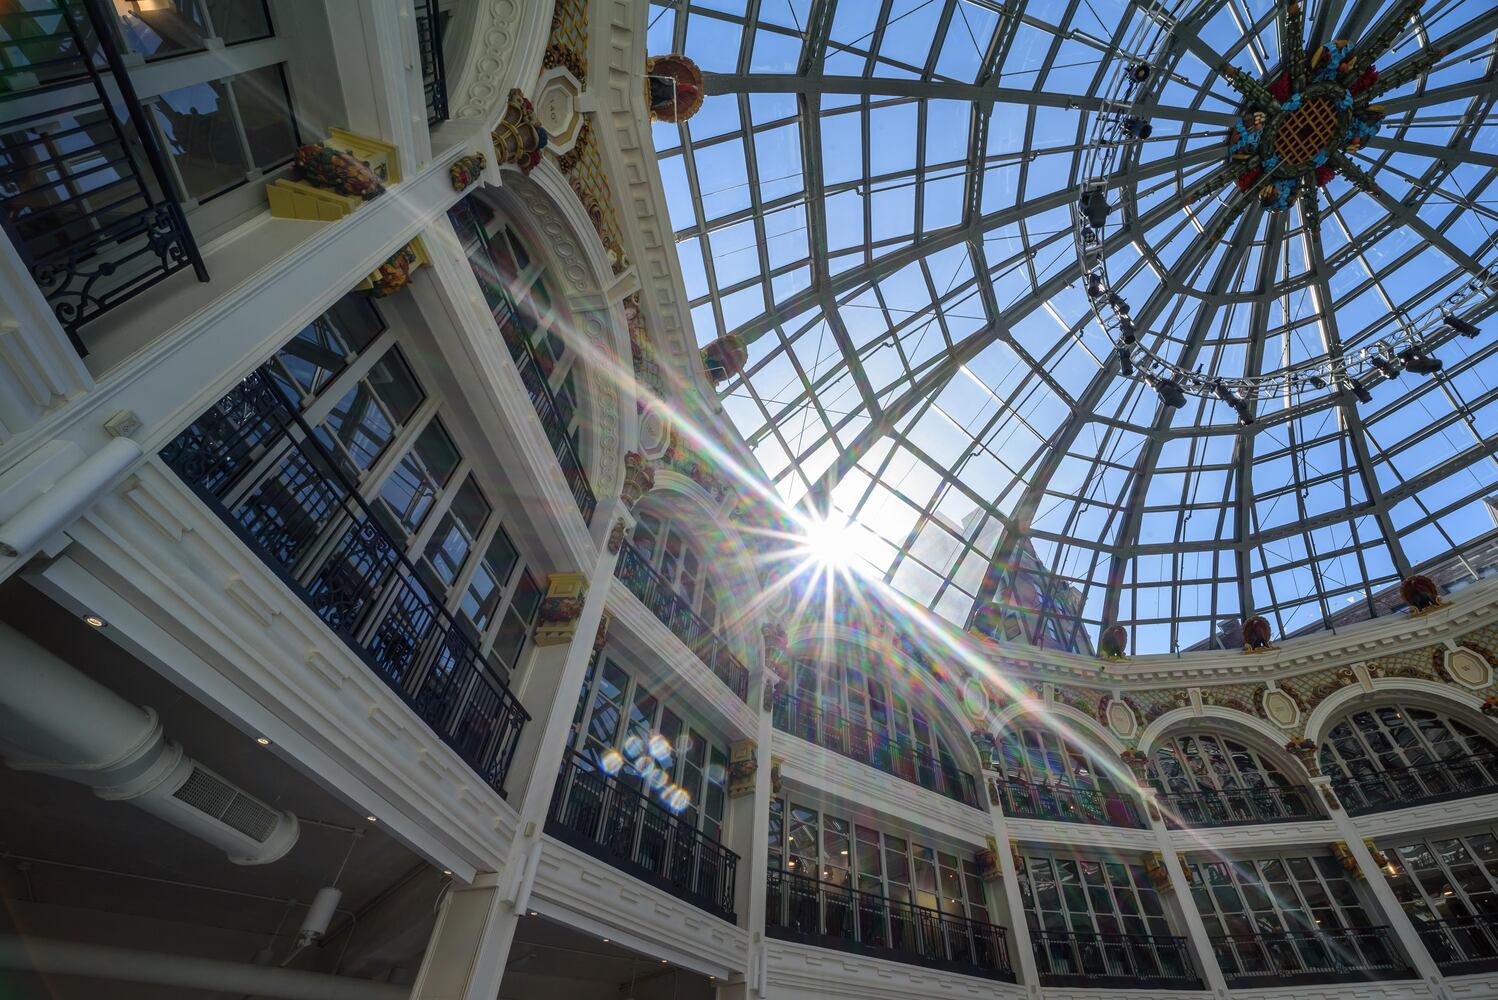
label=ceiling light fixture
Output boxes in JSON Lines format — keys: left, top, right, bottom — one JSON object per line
{"left": 1444, "top": 312, "right": 1480, "bottom": 338}
{"left": 1369, "top": 354, "right": 1400, "bottom": 378}
{"left": 1346, "top": 376, "right": 1373, "bottom": 404}
{"left": 255, "top": 737, "right": 271, "bottom": 746}
{"left": 1399, "top": 347, "right": 1443, "bottom": 376}
{"left": 1153, "top": 377, "right": 1187, "bottom": 409}
{"left": 83, "top": 614, "right": 106, "bottom": 628}
{"left": 1116, "top": 346, "right": 1134, "bottom": 376}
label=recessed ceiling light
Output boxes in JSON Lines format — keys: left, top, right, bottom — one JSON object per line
{"left": 83, "top": 615, "right": 106, "bottom": 628}
{"left": 528, "top": 910, "right": 537, "bottom": 916}
{"left": 602, "top": 938, "right": 610, "bottom": 943}
{"left": 660, "top": 960, "right": 668, "bottom": 965}
{"left": 442, "top": 869, "right": 452, "bottom": 876}
{"left": 255, "top": 737, "right": 271, "bottom": 746}
{"left": 365, "top": 815, "right": 377, "bottom": 823}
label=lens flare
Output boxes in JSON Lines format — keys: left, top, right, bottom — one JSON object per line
{"left": 648, "top": 733, "right": 673, "bottom": 764}
{"left": 600, "top": 749, "right": 624, "bottom": 775}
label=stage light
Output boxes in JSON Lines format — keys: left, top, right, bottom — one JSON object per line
{"left": 1121, "top": 115, "right": 1153, "bottom": 140}
{"left": 1443, "top": 312, "right": 1480, "bottom": 338}
{"left": 1116, "top": 346, "right": 1134, "bottom": 376}
{"left": 1212, "top": 381, "right": 1240, "bottom": 406}
{"left": 1118, "top": 317, "right": 1136, "bottom": 344}
{"left": 1305, "top": 374, "right": 1326, "bottom": 390}
{"left": 1369, "top": 354, "right": 1400, "bottom": 378}
{"left": 1127, "top": 62, "right": 1151, "bottom": 83}
{"left": 1080, "top": 188, "right": 1110, "bottom": 229}
{"left": 1346, "top": 376, "right": 1372, "bottom": 404}
{"left": 1153, "top": 377, "right": 1186, "bottom": 409}
{"left": 1086, "top": 272, "right": 1107, "bottom": 300}
{"left": 1399, "top": 346, "right": 1443, "bottom": 376}
{"left": 1108, "top": 292, "right": 1130, "bottom": 316}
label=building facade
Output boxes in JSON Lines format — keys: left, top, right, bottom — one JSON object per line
{"left": 1, "top": 2, "right": 1496, "bottom": 1000}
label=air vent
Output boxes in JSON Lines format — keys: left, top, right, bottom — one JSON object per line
{"left": 173, "top": 766, "right": 278, "bottom": 842}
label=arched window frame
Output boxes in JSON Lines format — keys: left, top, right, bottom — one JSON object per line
{"left": 631, "top": 508, "right": 724, "bottom": 629}
{"left": 1317, "top": 702, "right": 1498, "bottom": 781}
{"left": 1149, "top": 731, "right": 1298, "bottom": 794}
{"left": 996, "top": 726, "right": 1122, "bottom": 795}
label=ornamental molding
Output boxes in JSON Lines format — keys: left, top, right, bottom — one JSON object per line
{"left": 447, "top": 0, "right": 548, "bottom": 127}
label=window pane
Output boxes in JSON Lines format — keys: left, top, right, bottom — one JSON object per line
{"left": 233, "top": 64, "right": 297, "bottom": 170}
{"left": 379, "top": 418, "right": 460, "bottom": 533}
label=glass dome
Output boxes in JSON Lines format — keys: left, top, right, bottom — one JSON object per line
{"left": 648, "top": 0, "right": 1498, "bottom": 654}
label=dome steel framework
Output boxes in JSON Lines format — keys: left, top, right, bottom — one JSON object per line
{"left": 648, "top": 0, "right": 1498, "bottom": 654}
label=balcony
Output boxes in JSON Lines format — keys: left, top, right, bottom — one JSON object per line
{"left": 1156, "top": 785, "right": 1320, "bottom": 828}
{"left": 1330, "top": 752, "right": 1498, "bottom": 816}
{"left": 1030, "top": 928, "right": 1199, "bottom": 989}
{"left": 613, "top": 539, "right": 749, "bottom": 702}
{"left": 547, "top": 750, "right": 738, "bottom": 922}
{"left": 1211, "top": 927, "right": 1411, "bottom": 987}
{"left": 414, "top": 0, "right": 448, "bottom": 126}
{"left": 1419, "top": 915, "right": 1498, "bottom": 975}
{"left": 2, "top": 0, "right": 207, "bottom": 354}
{"left": 771, "top": 695, "right": 981, "bottom": 809}
{"left": 448, "top": 197, "right": 596, "bottom": 524}
{"left": 991, "top": 777, "right": 1145, "bottom": 828}
{"left": 162, "top": 370, "right": 529, "bottom": 794}
{"left": 766, "top": 870, "right": 1014, "bottom": 981}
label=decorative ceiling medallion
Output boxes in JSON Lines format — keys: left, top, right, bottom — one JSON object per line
{"left": 1204, "top": 0, "right": 1446, "bottom": 234}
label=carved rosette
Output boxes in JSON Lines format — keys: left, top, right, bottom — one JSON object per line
{"left": 700, "top": 332, "right": 748, "bottom": 384}
{"left": 1285, "top": 737, "right": 1320, "bottom": 777}
{"left": 1120, "top": 748, "right": 1152, "bottom": 785}
{"left": 645, "top": 54, "right": 706, "bottom": 123}
{"left": 448, "top": 152, "right": 487, "bottom": 191}
{"left": 620, "top": 452, "right": 655, "bottom": 510}
{"left": 493, "top": 89, "right": 548, "bottom": 173}
{"left": 534, "top": 572, "right": 588, "bottom": 646}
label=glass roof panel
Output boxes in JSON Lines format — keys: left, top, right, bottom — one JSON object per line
{"left": 652, "top": 0, "right": 1498, "bottom": 654}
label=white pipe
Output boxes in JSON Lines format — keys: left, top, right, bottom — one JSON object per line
{"left": 0, "top": 435, "right": 141, "bottom": 557}
{"left": 0, "top": 935, "right": 408, "bottom": 1000}
{"left": 0, "top": 620, "right": 298, "bottom": 865}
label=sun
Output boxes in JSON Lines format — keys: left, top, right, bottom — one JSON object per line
{"left": 796, "top": 515, "right": 859, "bottom": 574}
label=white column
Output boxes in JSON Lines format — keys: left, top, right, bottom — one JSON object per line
{"left": 407, "top": 873, "right": 516, "bottom": 1000}
{"left": 1314, "top": 776, "right": 1454, "bottom": 1000}
{"left": 1146, "top": 790, "right": 1231, "bottom": 999}
{"left": 727, "top": 673, "right": 774, "bottom": 1000}
{"left": 984, "top": 774, "right": 1043, "bottom": 998}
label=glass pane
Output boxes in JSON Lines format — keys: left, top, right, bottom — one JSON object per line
{"left": 232, "top": 64, "right": 297, "bottom": 170}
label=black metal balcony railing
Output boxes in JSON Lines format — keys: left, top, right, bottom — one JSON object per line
{"left": 771, "top": 695, "right": 981, "bottom": 809}
{"left": 767, "top": 870, "right": 1014, "bottom": 981}
{"left": 1030, "top": 928, "right": 1199, "bottom": 989}
{"left": 448, "top": 198, "right": 596, "bottom": 524}
{"left": 614, "top": 539, "right": 749, "bottom": 702}
{"left": 1418, "top": 915, "right": 1498, "bottom": 975}
{"left": 2, "top": 0, "right": 207, "bottom": 355}
{"left": 162, "top": 370, "right": 529, "bottom": 794}
{"left": 547, "top": 750, "right": 738, "bottom": 922}
{"left": 992, "top": 777, "right": 1146, "bottom": 828}
{"left": 1156, "top": 785, "right": 1319, "bottom": 828}
{"left": 1329, "top": 752, "right": 1498, "bottom": 816}
{"left": 1211, "top": 927, "right": 1410, "bottom": 986}
{"left": 414, "top": 0, "right": 448, "bottom": 126}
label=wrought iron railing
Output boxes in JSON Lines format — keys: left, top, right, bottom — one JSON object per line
{"left": 1030, "top": 928, "right": 1199, "bottom": 989}
{"left": 1155, "top": 784, "right": 1319, "bottom": 828}
{"left": 448, "top": 197, "right": 596, "bottom": 524}
{"left": 547, "top": 749, "right": 738, "bottom": 922}
{"left": 1329, "top": 752, "right": 1498, "bottom": 816}
{"left": 413, "top": 0, "right": 448, "bottom": 125}
{"left": 1418, "top": 915, "right": 1498, "bottom": 974}
{"left": 162, "top": 369, "right": 529, "bottom": 794}
{"left": 767, "top": 870, "right": 1014, "bottom": 981}
{"left": 992, "top": 777, "right": 1145, "bottom": 828}
{"left": 614, "top": 539, "right": 749, "bottom": 702}
{"left": 1211, "top": 926, "right": 1410, "bottom": 985}
{"left": 771, "top": 695, "right": 980, "bottom": 808}
{"left": 1, "top": 0, "right": 207, "bottom": 354}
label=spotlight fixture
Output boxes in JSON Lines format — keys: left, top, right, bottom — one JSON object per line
{"left": 1118, "top": 316, "right": 1136, "bottom": 344}
{"left": 1153, "top": 376, "right": 1187, "bottom": 409}
{"left": 255, "top": 736, "right": 272, "bottom": 746}
{"left": 1116, "top": 345, "right": 1134, "bottom": 376}
{"left": 1107, "top": 292, "right": 1130, "bottom": 315}
{"left": 1346, "top": 376, "right": 1373, "bottom": 404}
{"left": 1443, "top": 312, "right": 1480, "bottom": 338}
{"left": 1086, "top": 272, "right": 1107, "bottom": 300}
{"left": 1369, "top": 354, "right": 1400, "bottom": 378}
{"left": 1127, "top": 62, "right": 1151, "bottom": 83}
{"left": 1305, "top": 374, "right": 1327, "bottom": 390}
{"left": 1399, "top": 346, "right": 1444, "bottom": 376}
{"left": 82, "top": 614, "right": 106, "bottom": 628}
{"left": 1235, "top": 405, "right": 1254, "bottom": 427}
{"left": 1120, "top": 115, "right": 1153, "bottom": 140}
{"left": 1080, "top": 187, "right": 1110, "bottom": 229}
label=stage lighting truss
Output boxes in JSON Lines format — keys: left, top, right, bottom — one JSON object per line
{"left": 1069, "top": 1, "right": 1495, "bottom": 413}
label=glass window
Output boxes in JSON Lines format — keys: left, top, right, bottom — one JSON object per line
{"left": 378, "top": 418, "right": 460, "bottom": 534}
{"left": 114, "top": 0, "right": 273, "bottom": 59}
{"left": 147, "top": 65, "right": 296, "bottom": 202}
{"left": 489, "top": 568, "right": 539, "bottom": 675}
{"left": 421, "top": 475, "right": 490, "bottom": 588}
{"left": 461, "top": 528, "right": 520, "bottom": 633}
{"left": 317, "top": 348, "right": 424, "bottom": 474}
{"left": 271, "top": 296, "right": 384, "bottom": 402}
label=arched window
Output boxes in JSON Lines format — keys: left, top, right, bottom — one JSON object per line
{"left": 1318, "top": 703, "right": 1498, "bottom": 814}
{"left": 1151, "top": 733, "right": 1296, "bottom": 792}
{"left": 991, "top": 727, "right": 1143, "bottom": 827}
{"left": 1149, "top": 732, "right": 1313, "bottom": 827}
{"left": 632, "top": 509, "right": 722, "bottom": 629}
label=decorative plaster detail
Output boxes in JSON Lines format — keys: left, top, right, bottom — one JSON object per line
{"left": 449, "top": 0, "right": 524, "bottom": 121}
{"left": 1445, "top": 646, "right": 1492, "bottom": 689}
{"left": 1261, "top": 687, "right": 1302, "bottom": 729}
